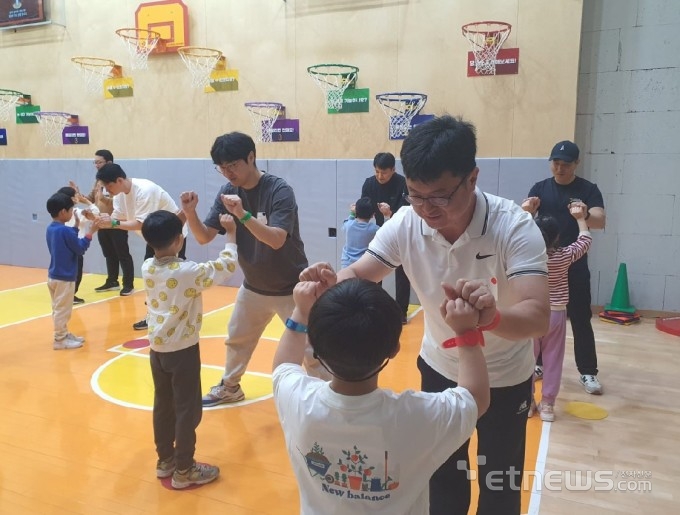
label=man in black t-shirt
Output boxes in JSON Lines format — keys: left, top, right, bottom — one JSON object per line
{"left": 361, "top": 152, "right": 411, "bottom": 323}
{"left": 181, "top": 132, "right": 329, "bottom": 406}
{"left": 523, "top": 141, "right": 606, "bottom": 395}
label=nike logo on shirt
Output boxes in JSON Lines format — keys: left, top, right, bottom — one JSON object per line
{"left": 476, "top": 252, "right": 495, "bottom": 260}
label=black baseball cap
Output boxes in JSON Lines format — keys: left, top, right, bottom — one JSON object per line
{"left": 549, "top": 140, "right": 580, "bottom": 162}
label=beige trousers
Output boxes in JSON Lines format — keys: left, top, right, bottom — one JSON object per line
{"left": 47, "top": 278, "right": 75, "bottom": 341}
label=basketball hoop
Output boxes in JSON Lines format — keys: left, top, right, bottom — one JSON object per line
{"left": 34, "top": 112, "right": 77, "bottom": 146}
{"left": 71, "top": 57, "right": 117, "bottom": 95}
{"left": 462, "top": 21, "right": 512, "bottom": 75}
{"left": 244, "top": 102, "right": 284, "bottom": 143}
{"left": 178, "top": 47, "right": 223, "bottom": 88}
{"left": 115, "top": 28, "right": 161, "bottom": 70}
{"left": 307, "top": 64, "right": 359, "bottom": 111}
{"left": 376, "top": 92, "right": 428, "bottom": 139}
{"left": 0, "top": 89, "right": 26, "bottom": 122}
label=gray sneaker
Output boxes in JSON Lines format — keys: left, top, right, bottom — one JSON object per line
{"left": 580, "top": 374, "right": 603, "bottom": 395}
{"left": 156, "top": 457, "right": 176, "bottom": 478}
{"left": 65, "top": 332, "right": 85, "bottom": 343}
{"left": 171, "top": 462, "right": 220, "bottom": 489}
{"left": 201, "top": 383, "right": 245, "bottom": 407}
{"left": 53, "top": 336, "right": 83, "bottom": 350}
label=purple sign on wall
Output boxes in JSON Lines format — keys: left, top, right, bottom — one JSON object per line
{"left": 62, "top": 125, "right": 89, "bottom": 145}
{"left": 270, "top": 119, "right": 300, "bottom": 142}
{"left": 0, "top": 128, "right": 6, "bottom": 145}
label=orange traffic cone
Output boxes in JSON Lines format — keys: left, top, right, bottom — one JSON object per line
{"left": 604, "top": 263, "right": 636, "bottom": 314}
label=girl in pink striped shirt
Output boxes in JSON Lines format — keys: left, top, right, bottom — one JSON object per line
{"left": 529, "top": 205, "right": 592, "bottom": 421}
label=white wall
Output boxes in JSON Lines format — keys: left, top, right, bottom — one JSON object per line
{"left": 577, "top": 0, "right": 680, "bottom": 311}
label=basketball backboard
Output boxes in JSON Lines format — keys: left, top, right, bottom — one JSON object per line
{"left": 135, "top": 0, "right": 189, "bottom": 53}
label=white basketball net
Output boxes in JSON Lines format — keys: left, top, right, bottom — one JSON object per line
{"left": 307, "top": 65, "right": 358, "bottom": 111}
{"left": 0, "top": 89, "right": 23, "bottom": 122}
{"left": 34, "top": 112, "right": 72, "bottom": 146}
{"left": 245, "top": 103, "right": 284, "bottom": 143}
{"left": 462, "top": 22, "right": 511, "bottom": 75}
{"left": 116, "top": 29, "right": 160, "bottom": 70}
{"left": 376, "top": 93, "right": 427, "bottom": 139}
{"left": 71, "top": 57, "right": 115, "bottom": 95}
{"left": 178, "top": 47, "right": 223, "bottom": 88}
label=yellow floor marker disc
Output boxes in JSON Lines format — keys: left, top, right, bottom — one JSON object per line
{"left": 565, "top": 401, "right": 608, "bottom": 420}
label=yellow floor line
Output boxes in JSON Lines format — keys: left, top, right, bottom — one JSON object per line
{"left": 0, "top": 274, "right": 144, "bottom": 328}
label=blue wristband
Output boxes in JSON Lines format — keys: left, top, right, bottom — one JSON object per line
{"left": 285, "top": 318, "right": 308, "bottom": 333}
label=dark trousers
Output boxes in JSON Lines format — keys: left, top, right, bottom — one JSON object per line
{"left": 567, "top": 266, "right": 598, "bottom": 376}
{"left": 75, "top": 255, "right": 83, "bottom": 294}
{"left": 418, "top": 356, "right": 532, "bottom": 515}
{"left": 98, "top": 229, "right": 134, "bottom": 288}
{"left": 395, "top": 265, "right": 411, "bottom": 316}
{"left": 150, "top": 344, "right": 203, "bottom": 470}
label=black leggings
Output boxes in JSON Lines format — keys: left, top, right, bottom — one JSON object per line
{"left": 418, "top": 356, "right": 532, "bottom": 515}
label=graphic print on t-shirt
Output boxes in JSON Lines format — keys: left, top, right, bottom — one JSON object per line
{"left": 300, "top": 442, "right": 400, "bottom": 501}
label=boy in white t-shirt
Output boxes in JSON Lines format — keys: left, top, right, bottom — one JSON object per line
{"left": 273, "top": 278, "right": 489, "bottom": 514}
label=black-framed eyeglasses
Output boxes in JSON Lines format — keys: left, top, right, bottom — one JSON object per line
{"left": 404, "top": 177, "right": 468, "bottom": 207}
{"left": 214, "top": 160, "right": 240, "bottom": 174}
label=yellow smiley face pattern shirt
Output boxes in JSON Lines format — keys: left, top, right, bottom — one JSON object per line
{"left": 142, "top": 242, "right": 238, "bottom": 352}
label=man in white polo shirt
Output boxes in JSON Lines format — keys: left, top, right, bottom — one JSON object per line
{"left": 301, "top": 115, "right": 550, "bottom": 515}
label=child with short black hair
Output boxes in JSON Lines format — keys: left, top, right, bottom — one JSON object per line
{"left": 57, "top": 185, "right": 99, "bottom": 304}
{"left": 341, "top": 196, "right": 379, "bottom": 268}
{"left": 272, "top": 278, "right": 490, "bottom": 514}
{"left": 46, "top": 192, "right": 97, "bottom": 350}
{"left": 141, "top": 209, "right": 238, "bottom": 489}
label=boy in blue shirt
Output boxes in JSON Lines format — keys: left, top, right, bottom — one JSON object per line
{"left": 341, "top": 197, "right": 379, "bottom": 268}
{"left": 46, "top": 192, "right": 97, "bottom": 349}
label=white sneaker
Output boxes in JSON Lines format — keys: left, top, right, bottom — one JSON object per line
{"left": 65, "top": 332, "right": 85, "bottom": 343}
{"left": 534, "top": 365, "right": 543, "bottom": 380}
{"left": 580, "top": 374, "right": 603, "bottom": 395}
{"left": 538, "top": 402, "right": 555, "bottom": 422}
{"left": 528, "top": 398, "right": 537, "bottom": 418}
{"left": 201, "top": 383, "right": 245, "bottom": 407}
{"left": 53, "top": 337, "right": 84, "bottom": 350}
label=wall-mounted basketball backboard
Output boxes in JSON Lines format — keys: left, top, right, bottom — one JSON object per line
{"left": 135, "top": 0, "right": 189, "bottom": 53}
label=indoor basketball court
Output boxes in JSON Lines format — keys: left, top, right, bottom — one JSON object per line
{"left": 1, "top": 1, "right": 678, "bottom": 514}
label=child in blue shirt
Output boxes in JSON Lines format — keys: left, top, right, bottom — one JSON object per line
{"left": 341, "top": 197, "right": 379, "bottom": 268}
{"left": 46, "top": 192, "right": 97, "bottom": 349}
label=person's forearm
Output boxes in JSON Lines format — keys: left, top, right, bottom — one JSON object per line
{"left": 336, "top": 266, "right": 358, "bottom": 282}
{"left": 117, "top": 219, "right": 142, "bottom": 232}
{"left": 272, "top": 307, "right": 308, "bottom": 369}
{"left": 184, "top": 210, "right": 214, "bottom": 244}
{"left": 586, "top": 209, "right": 606, "bottom": 230}
{"left": 456, "top": 345, "right": 490, "bottom": 418}
{"left": 240, "top": 217, "right": 287, "bottom": 249}
{"left": 489, "top": 299, "right": 550, "bottom": 340}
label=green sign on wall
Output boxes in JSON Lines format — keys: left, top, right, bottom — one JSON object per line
{"left": 328, "top": 88, "right": 370, "bottom": 114}
{"left": 16, "top": 104, "right": 40, "bottom": 124}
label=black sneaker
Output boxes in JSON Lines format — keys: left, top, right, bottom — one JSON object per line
{"left": 73, "top": 296, "right": 85, "bottom": 304}
{"left": 133, "top": 319, "right": 148, "bottom": 331}
{"left": 95, "top": 282, "right": 120, "bottom": 292}
{"left": 120, "top": 286, "right": 135, "bottom": 296}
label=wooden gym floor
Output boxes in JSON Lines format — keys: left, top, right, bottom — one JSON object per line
{"left": 0, "top": 265, "right": 677, "bottom": 514}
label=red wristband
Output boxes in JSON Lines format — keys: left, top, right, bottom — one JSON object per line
{"left": 442, "top": 329, "right": 485, "bottom": 349}
{"left": 479, "top": 310, "right": 500, "bottom": 331}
